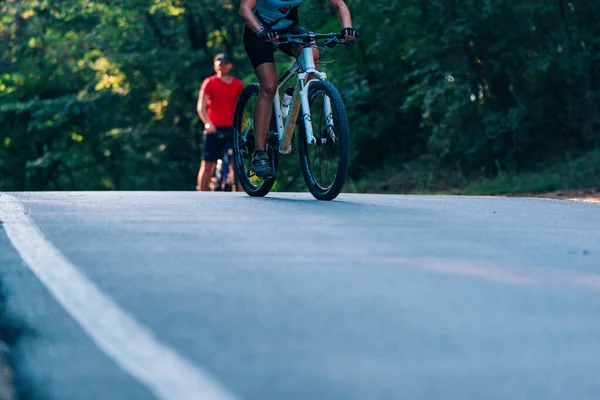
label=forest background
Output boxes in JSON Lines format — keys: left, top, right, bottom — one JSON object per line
{"left": 1, "top": 0, "right": 599, "bottom": 195}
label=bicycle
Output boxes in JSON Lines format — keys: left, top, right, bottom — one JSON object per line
{"left": 233, "top": 32, "right": 351, "bottom": 201}
{"left": 213, "top": 130, "right": 237, "bottom": 192}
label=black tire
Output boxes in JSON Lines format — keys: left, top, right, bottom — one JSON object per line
{"left": 298, "top": 81, "right": 350, "bottom": 200}
{"left": 233, "top": 84, "right": 279, "bottom": 197}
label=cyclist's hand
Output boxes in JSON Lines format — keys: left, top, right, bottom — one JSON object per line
{"left": 341, "top": 27, "right": 358, "bottom": 41}
{"left": 204, "top": 122, "right": 217, "bottom": 134}
{"left": 258, "top": 28, "right": 279, "bottom": 42}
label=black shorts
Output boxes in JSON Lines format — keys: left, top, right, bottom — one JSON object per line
{"left": 203, "top": 127, "right": 233, "bottom": 162}
{"left": 243, "top": 24, "right": 308, "bottom": 69}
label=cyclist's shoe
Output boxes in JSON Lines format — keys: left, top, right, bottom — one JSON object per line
{"left": 252, "top": 150, "right": 274, "bottom": 179}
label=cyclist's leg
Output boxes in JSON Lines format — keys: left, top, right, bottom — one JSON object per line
{"left": 253, "top": 64, "right": 277, "bottom": 152}
{"left": 243, "top": 26, "right": 277, "bottom": 153}
{"left": 198, "top": 132, "right": 219, "bottom": 191}
{"left": 243, "top": 26, "right": 278, "bottom": 178}
{"left": 198, "top": 161, "right": 217, "bottom": 191}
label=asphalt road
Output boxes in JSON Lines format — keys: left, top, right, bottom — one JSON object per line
{"left": 1, "top": 192, "right": 599, "bottom": 400}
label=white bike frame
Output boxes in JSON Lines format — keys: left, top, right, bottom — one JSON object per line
{"left": 273, "top": 45, "right": 334, "bottom": 154}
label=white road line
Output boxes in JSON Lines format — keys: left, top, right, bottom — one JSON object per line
{"left": 0, "top": 194, "right": 238, "bottom": 400}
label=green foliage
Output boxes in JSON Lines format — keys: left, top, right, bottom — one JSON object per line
{"left": 1, "top": 0, "right": 599, "bottom": 192}
{"left": 458, "top": 147, "right": 600, "bottom": 195}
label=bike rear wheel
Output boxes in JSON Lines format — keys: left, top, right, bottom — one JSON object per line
{"left": 298, "top": 81, "right": 350, "bottom": 201}
{"left": 233, "top": 84, "right": 279, "bottom": 197}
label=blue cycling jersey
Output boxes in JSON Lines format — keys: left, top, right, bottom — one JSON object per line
{"left": 253, "top": 0, "right": 304, "bottom": 30}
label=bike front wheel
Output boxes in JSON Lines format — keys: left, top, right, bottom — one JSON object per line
{"left": 233, "top": 83, "right": 278, "bottom": 197}
{"left": 298, "top": 81, "right": 350, "bottom": 201}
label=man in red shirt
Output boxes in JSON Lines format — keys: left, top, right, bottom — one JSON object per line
{"left": 196, "top": 53, "right": 245, "bottom": 191}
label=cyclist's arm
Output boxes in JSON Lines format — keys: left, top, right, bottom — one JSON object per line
{"left": 328, "top": 0, "right": 353, "bottom": 29}
{"left": 197, "top": 80, "right": 215, "bottom": 132}
{"left": 239, "top": 0, "right": 263, "bottom": 34}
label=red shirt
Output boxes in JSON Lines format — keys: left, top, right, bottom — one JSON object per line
{"left": 202, "top": 76, "right": 244, "bottom": 127}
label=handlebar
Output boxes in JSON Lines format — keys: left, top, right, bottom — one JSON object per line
{"left": 276, "top": 32, "right": 352, "bottom": 48}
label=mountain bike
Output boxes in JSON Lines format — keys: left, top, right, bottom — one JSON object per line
{"left": 233, "top": 32, "right": 351, "bottom": 201}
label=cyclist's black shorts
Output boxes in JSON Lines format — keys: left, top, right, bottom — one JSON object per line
{"left": 243, "top": 24, "right": 308, "bottom": 69}
{"left": 203, "top": 127, "right": 233, "bottom": 162}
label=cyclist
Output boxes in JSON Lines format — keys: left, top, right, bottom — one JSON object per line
{"left": 239, "top": 0, "right": 357, "bottom": 178}
{"left": 196, "top": 53, "right": 245, "bottom": 191}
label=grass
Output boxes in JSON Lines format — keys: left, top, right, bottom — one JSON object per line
{"left": 353, "top": 148, "right": 600, "bottom": 196}
{"left": 457, "top": 149, "right": 600, "bottom": 196}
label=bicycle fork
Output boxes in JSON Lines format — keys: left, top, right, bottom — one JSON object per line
{"left": 279, "top": 47, "right": 334, "bottom": 154}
